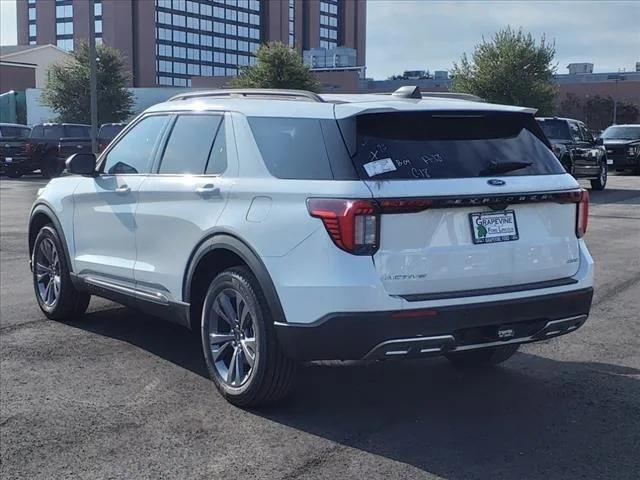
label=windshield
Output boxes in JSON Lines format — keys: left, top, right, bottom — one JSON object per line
{"left": 601, "top": 126, "right": 640, "bottom": 140}
{"left": 350, "top": 112, "right": 564, "bottom": 180}
{"left": 537, "top": 119, "right": 571, "bottom": 140}
{"left": 0, "top": 126, "right": 30, "bottom": 138}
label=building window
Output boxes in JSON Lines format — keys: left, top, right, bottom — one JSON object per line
{"left": 56, "top": 1, "right": 74, "bottom": 51}
{"left": 56, "top": 21, "right": 74, "bottom": 36}
{"left": 319, "top": 0, "right": 340, "bottom": 49}
{"left": 288, "top": 0, "right": 295, "bottom": 47}
{"left": 57, "top": 39, "right": 74, "bottom": 51}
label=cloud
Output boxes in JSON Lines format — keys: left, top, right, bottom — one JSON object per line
{"left": 366, "top": 0, "right": 640, "bottom": 78}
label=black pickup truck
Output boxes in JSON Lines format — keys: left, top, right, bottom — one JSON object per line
{"left": 0, "top": 123, "right": 32, "bottom": 178}
{"left": 26, "top": 123, "right": 92, "bottom": 178}
{"left": 536, "top": 117, "right": 609, "bottom": 190}
{"left": 600, "top": 124, "right": 640, "bottom": 174}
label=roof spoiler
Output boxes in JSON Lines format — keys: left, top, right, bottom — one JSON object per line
{"left": 388, "top": 86, "right": 484, "bottom": 102}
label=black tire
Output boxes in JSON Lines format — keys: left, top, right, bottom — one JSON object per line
{"left": 445, "top": 344, "right": 519, "bottom": 367}
{"left": 41, "top": 156, "right": 63, "bottom": 179}
{"left": 32, "top": 225, "right": 90, "bottom": 321}
{"left": 201, "top": 267, "right": 296, "bottom": 407}
{"left": 590, "top": 160, "right": 607, "bottom": 190}
{"left": 6, "top": 169, "right": 23, "bottom": 178}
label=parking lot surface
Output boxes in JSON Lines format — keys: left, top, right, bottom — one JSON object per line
{"left": 1, "top": 175, "right": 639, "bottom": 480}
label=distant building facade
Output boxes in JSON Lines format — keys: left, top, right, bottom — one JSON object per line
{"left": 16, "top": 0, "right": 366, "bottom": 88}
{"left": 0, "top": 44, "right": 70, "bottom": 89}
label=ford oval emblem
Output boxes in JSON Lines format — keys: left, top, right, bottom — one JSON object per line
{"left": 487, "top": 179, "right": 506, "bottom": 186}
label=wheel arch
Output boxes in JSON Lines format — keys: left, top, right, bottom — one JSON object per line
{"left": 183, "top": 232, "right": 287, "bottom": 331}
{"left": 28, "top": 203, "right": 73, "bottom": 273}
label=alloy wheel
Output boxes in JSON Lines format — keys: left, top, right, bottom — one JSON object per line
{"left": 207, "top": 288, "right": 257, "bottom": 387}
{"left": 35, "top": 238, "right": 61, "bottom": 307}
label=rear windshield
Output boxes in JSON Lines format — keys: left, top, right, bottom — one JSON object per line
{"left": 99, "top": 124, "right": 125, "bottom": 139}
{"left": 351, "top": 112, "right": 564, "bottom": 180}
{"left": 64, "top": 125, "right": 90, "bottom": 138}
{"left": 0, "top": 126, "right": 30, "bottom": 138}
{"left": 537, "top": 119, "right": 571, "bottom": 140}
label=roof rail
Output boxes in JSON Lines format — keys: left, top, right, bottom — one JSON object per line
{"left": 167, "top": 88, "right": 325, "bottom": 103}
{"left": 385, "top": 86, "right": 483, "bottom": 102}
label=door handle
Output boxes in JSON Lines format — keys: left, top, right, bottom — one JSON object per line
{"left": 196, "top": 184, "right": 220, "bottom": 196}
{"left": 115, "top": 185, "right": 130, "bottom": 194}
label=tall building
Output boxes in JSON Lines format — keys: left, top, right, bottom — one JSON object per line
{"left": 16, "top": 0, "right": 366, "bottom": 88}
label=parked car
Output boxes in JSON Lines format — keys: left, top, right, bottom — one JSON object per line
{"left": 98, "top": 123, "right": 127, "bottom": 152}
{"left": 29, "top": 89, "right": 594, "bottom": 406}
{"left": 0, "top": 123, "right": 31, "bottom": 178}
{"left": 600, "top": 124, "right": 640, "bottom": 174}
{"left": 536, "top": 117, "right": 609, "bottom": 190}
{"left": 26, "top": 123, "right": 92, "bottom": 178}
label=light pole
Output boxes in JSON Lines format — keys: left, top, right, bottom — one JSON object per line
{"left": 88, "top": 0, "right": 98, "bottom": 154}
{"left": 607, "top": 73, "right": 625, "bottom": 126}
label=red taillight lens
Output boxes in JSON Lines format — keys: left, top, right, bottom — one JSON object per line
{"left": 307, "top": 198, "right": 379, "bottom": 255}
{"left": 576, "top": 189, "right": 589, "bottom": 238}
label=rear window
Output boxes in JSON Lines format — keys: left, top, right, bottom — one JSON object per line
{"left": 601, "top": 125, "right": 640, "bottom": 140}
{"left": 0, "top": 126, "right": 30, "bottom": 138}
{"left": 351, "top": 112, "right": 564, "bottom": 180}
{"left": 538, "top": 119, "right": 571, "bottom": 140}
{"left": 42, "top": 125, "right": 63, "bottom": 139}
{"left": 98, "top": 124, "right": 125, "bottom": 139}
{"left": 64, "top": 125, "right": 90, "bottom": 138}
{"left": 248, "top": 117, "right": 333, "bottom": 180}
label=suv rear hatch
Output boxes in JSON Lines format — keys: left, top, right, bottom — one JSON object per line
{"left": 337, "top": 109, "right": 583, "bottom": 298}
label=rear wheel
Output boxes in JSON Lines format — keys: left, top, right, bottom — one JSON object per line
{"left": 201, "top": 267, "right": 296, "bottom": 407}
{"left": 6, "top": 169, "right": 23, "bottom": 178}
{"left": 445, "top": 344, "right": 519, "bottom": 367}
{"left": 32, "top": 225, "right": 90, "bottom": 320}
{"left": 590, "top": 161, "right": 607, "bottom": 190}
{"left": 41, "top": 155, "right": 63, "bottom": 179}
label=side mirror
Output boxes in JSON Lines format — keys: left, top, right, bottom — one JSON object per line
{"left": 595, "top": 137, "right": 604, "bottom": 146}
{"left": 66, "top": 153, "right": 97, "bottom": 176}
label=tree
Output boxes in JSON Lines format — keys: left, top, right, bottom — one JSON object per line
{"left": 42, "top": 41, "right": 133, "bottom": 124}
{"left": 230, "top": 42, "right": 321, "bottom": 92}
{"left": 451, "top": 27, "right": 557, "bottom": 115}
{"left": 557, "top": 94, "right": 640, "bottom": 130}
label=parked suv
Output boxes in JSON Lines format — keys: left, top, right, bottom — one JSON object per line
{"left": 29, "top": 89, "right": 594, "bottom": 406}
{"left": 600, "top": 124, "right": 640, "bottom": 174}
{"left": 0, "top": 123, "right": 31, "bottom": 178}
{"left": 26, "top": 123, "right": 92, "bottom": 178}
{"left": 536, "top": 117, "right": 609, "bottom": 190}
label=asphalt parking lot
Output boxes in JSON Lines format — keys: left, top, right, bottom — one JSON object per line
{"left": 1, "top": 174, "right": 639, "bottom": 480}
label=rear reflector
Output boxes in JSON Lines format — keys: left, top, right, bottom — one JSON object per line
{"left": 576, "top": 189, "right": 589, "bottom": 238}
{"left": 307, "top": 198, "right": 379, "bottom": 255}
{"left": 392, "top": 309, "right": 439, "bottom": 319}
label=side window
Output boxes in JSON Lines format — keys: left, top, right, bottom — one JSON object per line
{"left": 248, "top": 117, "right": 333, "bottom": 180}
{"left": 205, "top": 118, "right": 227, "bottom": 175}
{"left": 569, "top": 122, "right": 582, "bottom": 143}
{"left": 580, "top": 125, "right": 594, "bottom": 143}
{"left": 158, "top": 114, "right": 221, "bottom": 174}
{"left": 103, "top": 115, "right": 169, "bottom": 175}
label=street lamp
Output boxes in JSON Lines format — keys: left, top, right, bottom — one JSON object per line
{"left": 607, "top": 73, "right": 626, "bottom": 125}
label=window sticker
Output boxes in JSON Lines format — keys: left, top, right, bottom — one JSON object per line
{"left": 363, "top": 158, "right": 397, "bottom": 177}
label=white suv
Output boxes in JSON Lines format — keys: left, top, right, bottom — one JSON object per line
{"left": 29, "top": 89, "right": 594, "bottom": 406}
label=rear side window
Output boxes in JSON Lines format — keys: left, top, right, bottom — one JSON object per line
{"left": 351, "top": 112, "right": 564, "bottom": 180}
{"left": 248, "top": 117, "right": 333, "bottom": 180}
{"left": 103, "top": 115, "right": 169, "bottom": 174}
{"left": 159, "top": 115, "right": 222, "bottom": 174}
{"left": 64, "top": 125, "right": 90, "bottom": 138}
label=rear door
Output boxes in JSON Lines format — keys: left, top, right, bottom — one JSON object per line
{"left": 340, "top": 110, "right": 582, "bottom": 297}
{"left": 133, "top": 112, "right": 235, "bottom": 301}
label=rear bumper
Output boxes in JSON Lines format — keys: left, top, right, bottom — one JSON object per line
{"left": 275, "top": 287, "right": 593, "bottom": 361}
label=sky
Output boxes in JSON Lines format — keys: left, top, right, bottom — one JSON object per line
{"left": 1, "top": 0, "right": 638, "bottom": 77}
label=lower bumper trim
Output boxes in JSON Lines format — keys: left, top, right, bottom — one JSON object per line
{"left": 275, "top": 288, "right": 593, "bottom": 361}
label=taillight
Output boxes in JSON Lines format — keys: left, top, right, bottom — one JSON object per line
{"left": 307, "top": 198, "right": 379, "bottom": 255}
{"left": 576, "top": 189, "right": 589, "bottom": 238}
{"left": 25, "top": 142, "right": 33, "bottom": 154}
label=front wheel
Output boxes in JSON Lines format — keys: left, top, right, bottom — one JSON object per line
{"left": 32, "top": 225, "right": 90, "bottom": 320}
{"left": 201, "top": 267, "right": 296, "bottom": 407}
{"left": 445, "top": 344, "right": 519, "bottom": 367}
{"left": 590, "top": 161, "right": 607, "bottom": 190}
